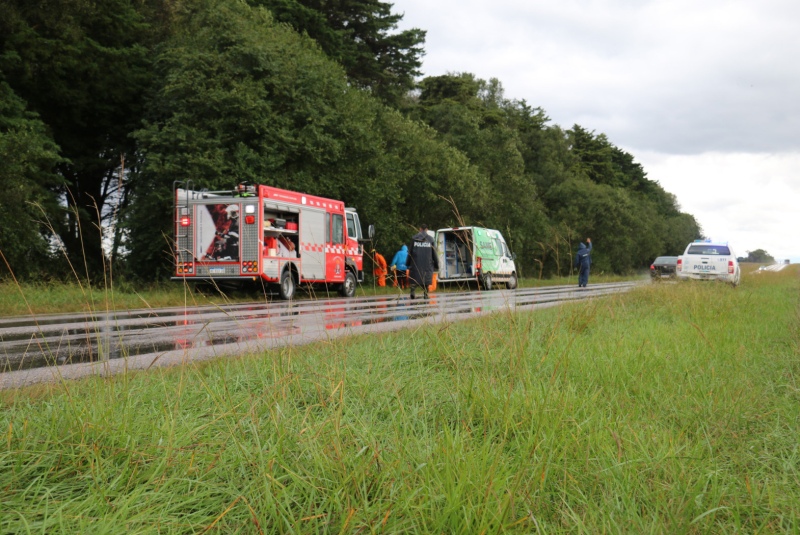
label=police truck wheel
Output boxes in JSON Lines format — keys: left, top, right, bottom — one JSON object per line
{"left": 506, "top": 273, "right": 517, "bottom": 290}
{"left": 481, "top": 273, "right": 493, "bottom": 291}
{"left": 339, "top": 271, "right": 356, "bottom": 298}
{"left": 278, "top": 270, "right": 295, "bottom": 300}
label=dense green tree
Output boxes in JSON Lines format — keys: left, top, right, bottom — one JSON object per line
{"left": 362, "top": 106, "right": 482, "bottom": 247}
{"left": 127, "top": 0, "right": 362, "bottom": 278}
{"left": 0, "top": 0, "right": 164, "bottom": 278}
{"left": 250, "top": 0, "right": 426, "bottom": 106}
{"left": 659, "top": 213, "right": 702, "bottom": 256}
{"left": 0, "top": 81, "right": 65, "bottom": 279}
{"left": 414, "top": 74, "right": 527, "bottom": 226}
{"left": 125, "top": 0, "right": 474, "bottom": 278}
{"left": 555, "top": 125, "right": 702, "bottom": 272}
{"left": 414, "top": 74, "right": 565, "bottom": 274}
{"left": 0, "top": 0, "right": 706, "bottom": 283}
{"left": 418, "top": 73, "right": 483, "bottom": 108}
{"left": 499, "top": 101, "right": 571, "bottom": 274}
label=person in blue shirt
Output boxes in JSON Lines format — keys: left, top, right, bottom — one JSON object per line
{"left": 389, "top": 244, "right": 409, "bottom": 288}
{"left": 574, "top": 238, "right": 592, "bottom": 288}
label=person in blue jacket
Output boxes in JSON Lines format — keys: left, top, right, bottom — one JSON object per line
{"left": 574, "top": 238, "right": 592, "bottom": 287}
{"left": 389, "top": 244, "right": 409, "bottom": 288}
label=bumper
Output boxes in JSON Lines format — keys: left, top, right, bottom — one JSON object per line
{"left": 676, "top": 272, "right": 734, "bottom": 283}
{"left": 650, "top": 270, "right": 676, "bottom": 279}
{"left": 171, "top": 275, "right": 266, "bottom": 282}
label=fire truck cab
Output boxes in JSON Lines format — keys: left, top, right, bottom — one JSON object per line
{"left": 173, "top": 182, "right": 372, "bottom": 299}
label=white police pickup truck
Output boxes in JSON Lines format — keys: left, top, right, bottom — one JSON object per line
{"left": 676, "top": 239, "right": 741, "bottom": 286}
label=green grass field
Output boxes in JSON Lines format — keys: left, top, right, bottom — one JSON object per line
{"left": 1, "top": 266, "right": 798, "bottom": 533}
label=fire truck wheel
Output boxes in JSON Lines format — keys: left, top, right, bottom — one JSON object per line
{"left": 279, "top": 269, "right": 296, "bottom": 300}
{"left": 339, "top": 271, "right": 356, "bottom": 298}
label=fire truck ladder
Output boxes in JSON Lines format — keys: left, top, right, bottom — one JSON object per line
{"left": 174, "top": 180, "right": 195, "bottom": 267}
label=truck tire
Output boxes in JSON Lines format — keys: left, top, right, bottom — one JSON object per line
{"left": 278, "top": 269, "right": 295, "bottom": 300}
{"left": 339, "top": 271, "right": 356, "bottom": 298}
{"left": 506, "top": 273, "right": 518, "bottom": 290}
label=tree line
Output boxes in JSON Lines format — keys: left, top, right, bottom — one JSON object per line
{"left": 0, "top": 0, "right": 702, "bottom": 283}
{"left": 738, "top": 249, "right": 774, "bottom": 263}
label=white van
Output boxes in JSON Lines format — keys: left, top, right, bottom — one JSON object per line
{"left": 435, "top": 227, "right": 517, "bottom": 290}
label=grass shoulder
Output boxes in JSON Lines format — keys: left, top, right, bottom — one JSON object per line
{"left": 1, "top": 266, "right": 798, "bottom": 531}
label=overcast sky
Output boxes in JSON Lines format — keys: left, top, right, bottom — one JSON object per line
{"left": 395, "top": 0, "right": 800, "bottom": 262}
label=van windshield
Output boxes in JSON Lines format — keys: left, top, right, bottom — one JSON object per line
{"left": 687, "top": 245, "right": 731, "bottom": 255}
{"left": 493, "top": 238, "right": 503, "bottom": 256}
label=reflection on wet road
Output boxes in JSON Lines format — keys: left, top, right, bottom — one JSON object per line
{"left": 0, "top": 282, "right": 639, "bottom": 388}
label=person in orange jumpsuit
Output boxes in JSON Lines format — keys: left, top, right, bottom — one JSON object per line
{"left": 372, "top": 249, "right": 388, "bottom": 287}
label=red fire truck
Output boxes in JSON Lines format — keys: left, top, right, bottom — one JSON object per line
{"left": 173, "top": 182, "right": 372, "bottom": 299}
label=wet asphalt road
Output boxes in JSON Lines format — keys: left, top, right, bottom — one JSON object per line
{"left": 0, "top": 281, "right": 640, "bottom": 389}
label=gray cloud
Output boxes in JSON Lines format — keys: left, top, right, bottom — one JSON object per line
{"left": 399, "top": 0, "right": 800, "bottom": 155}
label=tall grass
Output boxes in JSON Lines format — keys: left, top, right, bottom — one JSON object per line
{"left": 1, "top": 267, "right": 798, "bottom": 533}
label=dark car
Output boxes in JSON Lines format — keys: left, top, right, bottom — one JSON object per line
{"left": 650, "top": 256, "right": 678, "bottom": 279}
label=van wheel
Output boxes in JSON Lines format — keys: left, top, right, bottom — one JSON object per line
{"left": 506, "top": 273, "right": 517, "bottom": 290}
{"left": 339, "top": 271, "right": 356, "bottom": 297}
{"left": 481, "top": 273, "right": 493, "bottom": 291}
{"left": 278, "top": 269, "right": 295, "bottom": 300}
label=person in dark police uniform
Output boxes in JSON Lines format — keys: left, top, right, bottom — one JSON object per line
{"left": 407, "top": 224, "right": 439, "bottom": 299}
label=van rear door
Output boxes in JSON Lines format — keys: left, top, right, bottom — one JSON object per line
{"left": 436, "top": 227, "right": 476, "bottom": 281}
